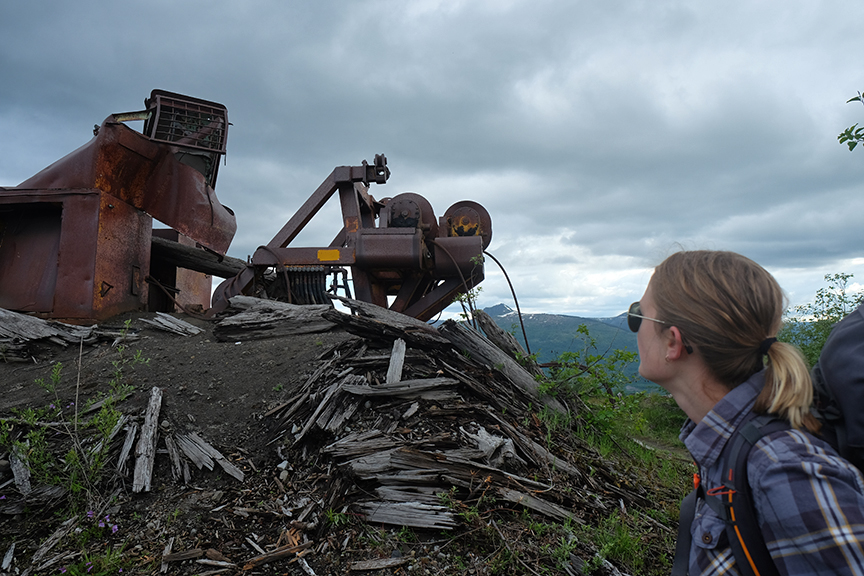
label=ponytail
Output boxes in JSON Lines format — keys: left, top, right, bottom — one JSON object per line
{"left": 754, "top": 341, "right": 821, "bottom": 432}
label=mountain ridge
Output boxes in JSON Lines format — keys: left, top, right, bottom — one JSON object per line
{"left": 479, "top": 303, "right": 657, "bottom": 392}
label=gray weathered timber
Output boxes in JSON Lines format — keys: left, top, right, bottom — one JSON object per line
{"left": 140, "top": 312, "right": 204, "bottom": 336}
{"left": 357, "top": 501, "right": 457, "bottom": 529}
{"left": 438, "top": 319, "right": 567, "bottom": 415}
{"left": 186, "top": 432, "right": 245, "bottom": 481}
{"left": 474, "top": 309, "right": 544, "bottom": 377}
{"left": 150, "top": 235, "right": 246, "bottom": 279}
{"left": 213, "top": 297, "right": 335, "bottom": 341}
{"left": 498, "top": 488, "right": 584, "bottom": 524}
{"left": 386, "top": 338, "right": 406, "bottom": 383}
{"left": 341, "top": 377, "right": 459, "bottom": 399}
{"left": 133, "top": 387, "right": 163, "bottom": 493}
{"left": 323, "top": 297, "right": 450, "bottom": 348}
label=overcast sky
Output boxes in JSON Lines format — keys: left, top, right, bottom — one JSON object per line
{"left": 2, "top": 1, "right": 863, "bottom": 318}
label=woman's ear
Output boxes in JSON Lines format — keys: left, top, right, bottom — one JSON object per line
{"left": 665, "top": 326, "right": 689, "bottom": 361}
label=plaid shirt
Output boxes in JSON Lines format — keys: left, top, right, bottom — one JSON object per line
{"left": 680, "top": 370, "right": 864, "bottom": 576}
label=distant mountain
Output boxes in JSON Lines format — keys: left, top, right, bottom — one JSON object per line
{"left": 480, "top": 304, "right": 659, "bottom": 393}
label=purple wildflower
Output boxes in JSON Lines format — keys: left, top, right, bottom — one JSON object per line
{"left": 111, "top": 524, "right": 118, "bottom": 533}
{"left": 87, "top": 510, "right": 95, "bottom": 519}
{"left": 98, "top": 521, "right": 105, "bottom": 528}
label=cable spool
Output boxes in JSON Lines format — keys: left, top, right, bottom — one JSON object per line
{"left": 443, "top": 201, "right": 492, "bottom": 249}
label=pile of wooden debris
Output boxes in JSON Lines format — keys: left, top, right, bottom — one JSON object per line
{"left": 0, "top": 297, "right": 680, "bottom": 574}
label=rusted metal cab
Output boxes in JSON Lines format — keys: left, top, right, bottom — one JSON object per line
{"left": 0, "top": 90, "right": 236, "bottom": 323}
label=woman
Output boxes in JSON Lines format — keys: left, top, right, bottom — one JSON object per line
{"left": 630, "top": 250, "right": 864, "bottom": 575}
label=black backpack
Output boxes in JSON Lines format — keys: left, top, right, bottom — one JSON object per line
{"left": 810, "top": 303, "right": 864, "bottom": 472}
{"left": 671, "top": 412, "right": 788, "bottom": 576}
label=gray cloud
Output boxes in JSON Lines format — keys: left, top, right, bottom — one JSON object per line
{"left": 3, "top": 0, "right": 864, "bottom": 316}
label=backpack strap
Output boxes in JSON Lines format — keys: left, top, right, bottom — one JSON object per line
{"left": 671, "top": 413, "right": 790, "bottom": 576}
{"left": 715, "top": 413, "right": 789, "bottom": 576}
{"left": 671, "top": 488, "right": 699, "bottom": 576}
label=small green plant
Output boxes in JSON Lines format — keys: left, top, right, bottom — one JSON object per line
{"left": 394, "top": 525, "right": 416, "bottom": 542}
{"left": 272, "top": 383, "right": 284, "bottom": 392}
{"left": 325, "top": 508, "right": 352, "bottom": 527}
{"left": 452, "top": 286, "right": 483, "bottom": 324}
{"left": 60, "top": 544, "right": 127, "bottom": 575}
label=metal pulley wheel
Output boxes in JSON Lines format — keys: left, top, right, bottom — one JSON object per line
{"left": 443, "top": 201, "right": 492, "bottom": 249}
{"left": 382, "top": 192, "right": 439, "bottom": 240}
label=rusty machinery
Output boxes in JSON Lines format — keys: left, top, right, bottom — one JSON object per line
{"left": 211, "top": 155, "right": 492, "bottom": 321}
{"left": 0, "top": 90, "right": 237, "bottom": 322}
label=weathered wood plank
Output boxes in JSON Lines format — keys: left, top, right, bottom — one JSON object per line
{"left": 386, "top": 338, "right": 406, "bottom": 383}
{"left": 323, "top": 297, "right": 450, "bottom": 348}
{"left": 117, "top": 422, "right": 138, "bottom": 476}
{"left": 133, "top": 387, "right": 163, "bottom": 493}
{"left": 0, "top": 308, "right": 95, "bottom": 345}
{"left": 438, "top": 320, "right": 566, "bottom": 414}
{"left": 213, "top": 297, "right": 335, "bottom": 341}
{"left": 241, "top": 541, "right": 313, "bottom": 570}
{"left": 357, "top": 501, "right": 457, "bottom": 529}
{"left": 342, "top": 377, "right": 459, "bottom": 398}
{"left": 323, "top": 430, "right": 401, "bottom": 459}
{"left": 164, "top": 434, "right": 184, "bottom": 482}
{"left": 474, "top": 309, "right": 544, "bottom": 377}
{"left": 186, "top": 432, "right": 245, "bottom": 482}
{"left": 498, "top": 488, "right": 584, "bottom": 524}
{"left": 140, "top": 312, "right": 204, "bottom": 336}
{"left": 176, "top": 433, "right": 215, "bottom": 471}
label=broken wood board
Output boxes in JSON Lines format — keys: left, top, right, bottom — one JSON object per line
{"left": 140, "top": 312, "right": 204, "bottom": 336}
{"left": 323, "top": 297, "right": 450, "bottom": 348}
{"left": 133, "top": 387, "right": 163, "bottom": 493}
{"left": 438, "top": 319, "right": 566, "bottom": 415}
{"left": 357, "top": 501, "right": 457, "bottom": 530}
{"left": 213, "top": 297, "right": 335, "bottom": 341}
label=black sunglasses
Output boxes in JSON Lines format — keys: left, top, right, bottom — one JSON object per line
{"left": 627, "top": 302, "right": 667, "bottom": 333}
{"left": 627, "top": 302, "right": 693, "bottom": 354}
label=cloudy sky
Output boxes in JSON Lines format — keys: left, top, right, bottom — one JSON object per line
{"left": 2, "top": 1, "right": 863, "bottom": 318}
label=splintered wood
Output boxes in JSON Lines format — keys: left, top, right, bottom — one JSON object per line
{"left": 266, "top": 297, "right": 654, "bottom": 532}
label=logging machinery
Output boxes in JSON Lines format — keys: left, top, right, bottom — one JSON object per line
{"left": 0, "top": 88, "right": 492, "bottom": 323}
{"left": 211, "top": 155, "right": 493, "bottom": 322}
{"left": 0, "top": 90, "right": 236, "bottom": 322}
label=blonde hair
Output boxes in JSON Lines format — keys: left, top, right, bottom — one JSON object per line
{"left": 651, "top": 251, "right": 818, "bottom": 431}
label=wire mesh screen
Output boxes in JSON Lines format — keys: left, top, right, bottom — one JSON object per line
{"left": 148, "top": 94, "right": 227, "bottom": 154}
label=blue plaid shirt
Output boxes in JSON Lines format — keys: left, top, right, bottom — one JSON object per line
{"left": 680, "top": 370, "right": 864, "bottom": 576}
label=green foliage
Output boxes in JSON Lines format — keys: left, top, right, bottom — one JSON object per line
{"left": 578, "top": 512, "right": 651, "bottom": 574}
{"left": 839, "top": 91, "right": 864, "bottom": 151}
{"left": 452, "top": 286, "right": 484, "bottom": 323}
{"left": 546, "top": 324, "right": 638, "bottom": 397}
{"left": 0, "top": 325, "right": 150, "bottom": 509}
{"left": 778, "top": 273, "right": 863, "bottom": 366}
{"left": 60, "top": 544, "right": 127, "bottom": 575}
{"left": 325, "top": 508, "right": 352, "bottom": 527}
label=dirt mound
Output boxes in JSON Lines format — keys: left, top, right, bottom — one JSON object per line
{"left": 0, "top": 304, "right": 679, "bottom": 575}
